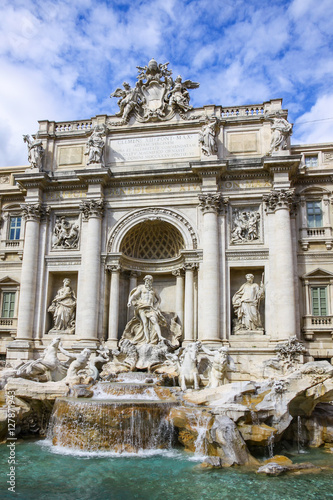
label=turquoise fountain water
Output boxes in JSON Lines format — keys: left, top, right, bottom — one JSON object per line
{"left": 1, "top": 441, "right": 333, "bottom": 500}
{"left": 2, "top": 377, "right": 333, "bottom": 499}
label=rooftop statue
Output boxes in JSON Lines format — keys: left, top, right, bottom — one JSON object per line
{"left": 266, "top": 111, "right": 293, "bottom": 153}
{"left": 85, "top": 124, "right": 105, "bottom": 165}
{"left": 23, "top": 133, "right": 44, "bottom": 171}
{"left": 199, "top": 117, "right": 219, "bottom": 156}
{"left": 110, "top": 58, "right": 199, "bottom": 124}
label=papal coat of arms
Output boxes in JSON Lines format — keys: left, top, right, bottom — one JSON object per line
{"left": 110, "top": 58, "right": 199, "bottom": 124}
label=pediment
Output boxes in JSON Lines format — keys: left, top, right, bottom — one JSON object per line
{"left": 303, "top": 268, "right": 333, "bottom": 279}
{"left": 0, "top": 276, "right": 20, "bottom": 286}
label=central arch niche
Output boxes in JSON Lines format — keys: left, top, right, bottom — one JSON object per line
{"left": 120, "top": 220, "right": 185, "bottom": 260}
{"left": 106, "top": 209, "right": 200, "bottom": 343}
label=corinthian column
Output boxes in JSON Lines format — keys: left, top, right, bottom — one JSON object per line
{"left": 172, "top": 269, "right": 185, "bottom": 328}
{"left": 107, "top": 265, "right": 121, "bottom": 348}
{"left": 16, "top": 204, "right": 45, "bottom": 340}
{"left": 77, "top": 199, "right": 104, "bottom": 341}
{"left": 183, "top": 264, "right": 196, "bottom": 343}
{"left": 263, "top": 189, "right": 296, "bottom": 339}
{"left": 198, "top": 193, "right": 221, "bottom": 343}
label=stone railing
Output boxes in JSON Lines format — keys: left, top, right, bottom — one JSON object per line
{"left": 311, "top": 316, "right": 332, "bottom": 326}
{"left": 302, "top": 315, "right": 333, "bottom": 340}
{"left": 0, "top": 318, "right": 17, "bottom": 328}
{"left": 4, "top": 239, "right": 23, "bottom": 248}
{"left": 55, "top": 121, "right": 93, "bottom": 134}
{"left": 221, "top": 105, "right": 265, "bottom": 118}
{"left": 299, "top": 227, "right": 333, "bottom": 251}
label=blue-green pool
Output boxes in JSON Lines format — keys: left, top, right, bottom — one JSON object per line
{"left": 0, "top": 440, "right": 333, "bottom": 500}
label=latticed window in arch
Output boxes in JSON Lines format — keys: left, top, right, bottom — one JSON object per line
{"left": 120, "top": 220, "right": 185, "bottom": 259}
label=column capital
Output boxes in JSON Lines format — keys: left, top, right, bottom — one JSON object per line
{"left": 198, "top": 193, "right": 226, "bottom": 214}
{"left": 130, "top": 270, "right": 141, "bottom": 278}
{"left": 263, "top": 189, "right": 295, "bottom": 213}
{"left": 183, "top": 262, "right": 199, "bottom": 271}
{"left": 106, "top": 264, "right": 122, "bottom": 273}
{"left": 172, "top": 268, "right": 184, "bottom": 277}
{"left": 80, "top": 199, "right": 104, "bottom": 220}
{"left": 20, "top": 203, "right": 49, "bottom": 222}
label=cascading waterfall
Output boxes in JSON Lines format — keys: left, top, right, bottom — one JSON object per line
{"left": 47, "top": 381, "right": 178, "bottom": 454}
{"left": 267, "top": 431, "right": 274, "bottom": 459}
{"left": 297, "top": 415, "right": 308, "bottom": 453}
{"left": 190, "top": 410, "right": 211, "bottom": 458}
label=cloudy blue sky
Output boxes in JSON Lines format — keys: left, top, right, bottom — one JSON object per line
{"left": 1, "top": 0, "right": 332, "bottom": 165}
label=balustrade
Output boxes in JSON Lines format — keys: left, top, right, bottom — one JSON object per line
{"left": 55, "top": 121, "right": 93, "bottom": 134}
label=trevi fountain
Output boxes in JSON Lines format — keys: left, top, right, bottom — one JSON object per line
{"left": 0, "top": 59, "right": 333, "bottom": 499}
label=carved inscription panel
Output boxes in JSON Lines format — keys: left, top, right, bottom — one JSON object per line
{"left": 109, "top": 133, "right": 200, "bottom": 163}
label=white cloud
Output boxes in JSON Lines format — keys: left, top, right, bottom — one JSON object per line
{"left": 293, "top": 94, "right": 333, "bottom": 145}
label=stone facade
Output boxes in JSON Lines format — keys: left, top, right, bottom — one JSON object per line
{"left": 1, "top": 59, "right": 333, "bottom": 375}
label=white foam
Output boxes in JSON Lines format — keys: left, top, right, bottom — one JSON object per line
{"left": 92, "top": 385, "right": 159, "bottom": 401}
{"left": 38, "top": 439, "right": 182, "bottom": 459}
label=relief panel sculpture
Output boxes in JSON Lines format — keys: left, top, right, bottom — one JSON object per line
{"left": 52, "top": 216, "right": 80, "bottom": 249}
{"left": 230, "top": 207, "right": 261, "bottom": 244}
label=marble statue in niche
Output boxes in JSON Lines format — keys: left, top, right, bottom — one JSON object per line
{"left": 85, "top": 125, "right": 105, "bottom": 165}
{"left": 52, "top": 217, "right": 79, "bottom": 249}
{"left": 199, "top": 117, "right": 219, "bottom": 156}
{"left": 48, "top": 278, "right": 77, "bottom": 334}
{"left": 232, "top": 274, "right": 264, "bottom": 333}
{"left": 101, "top": 275, "right": 182, "bottom": 373}
{"left": 23, "top": 133, "right": 44, "bottom": 171}
{"left": 231, "top": 208, "right": 260, "bottom": 243}
{"left": 123, "top": 275, "right": 167, "bottom": 345}
{"left": 266, "top": 112, "right": 293, "bottom": 153}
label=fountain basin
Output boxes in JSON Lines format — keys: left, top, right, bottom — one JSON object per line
{"left": 48, "top": 397, "right": 178, "bottom": 453}
{"left": 93, "top": 381, "right": 179, "bottom": 400}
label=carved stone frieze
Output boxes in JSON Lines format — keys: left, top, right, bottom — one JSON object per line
{"left": 226, "top": 250, "right": 269, "bottom": 261}
{"left": 230, "top": 207, "right": 260, "bottom": 244}
{"left": 109, "top": 58, "right": 200, "bottom": 125}
{"left": 263, "top": 189, "right": 295, "bottom": 213}
{"left": 79, "top": 199, "right": 104, "bottom": 220}
{"left": 21, "top": 203, "right": 49, "bottom": 222}
{"left": 52, "top": 217, "right": 80, "bottom": 250}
